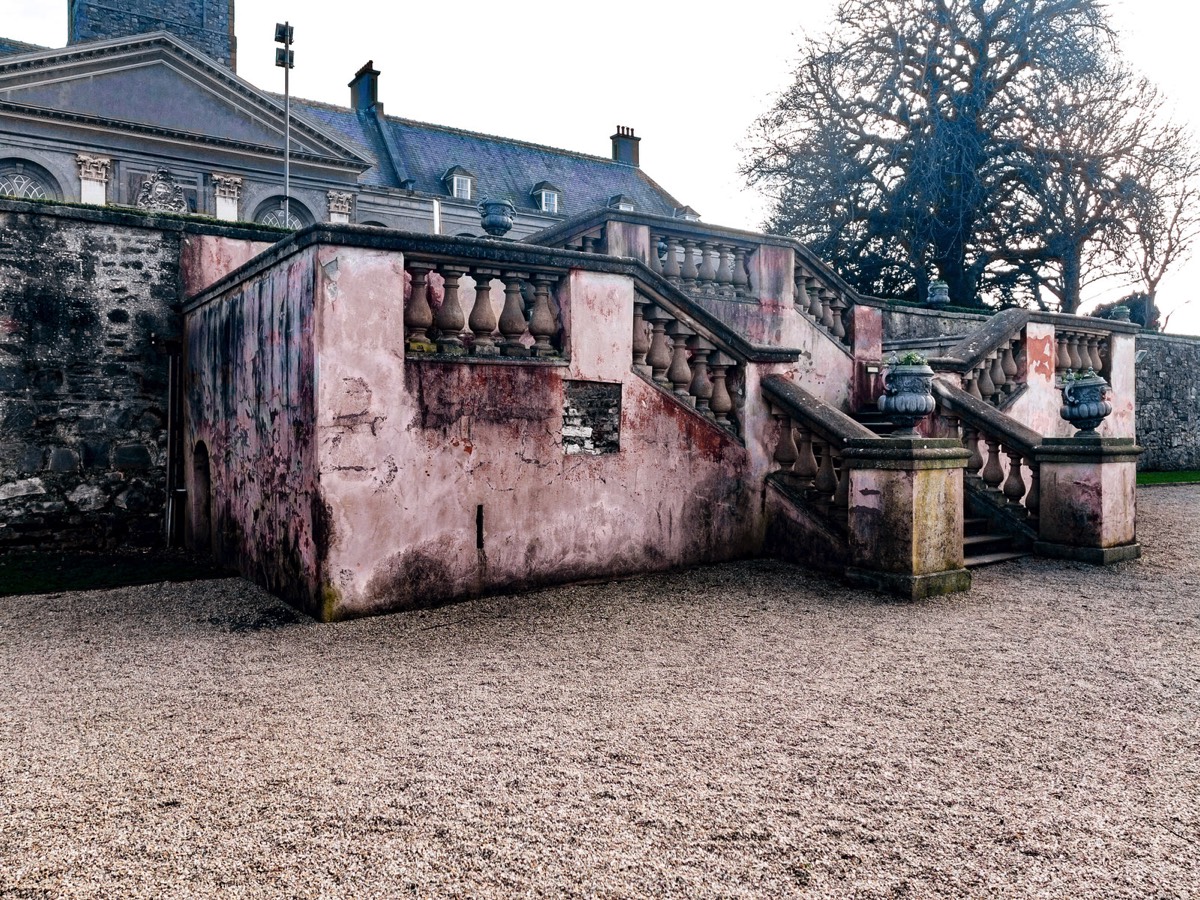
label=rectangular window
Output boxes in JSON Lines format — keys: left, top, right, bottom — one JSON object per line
{"left": 452, "top": 176, "right": 472, "bottom": 201}
{"left": 540, "top": 191, "right": 558, "bottom": 214}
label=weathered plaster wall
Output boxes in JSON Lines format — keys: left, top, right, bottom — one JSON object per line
{"left": 179, "top": 233, "right": 274, "bottom": 297}
{"left": 184, "top": 247, "right": 321, "bottom": 606}
{"left": 1135, "top": 332, "right": 1200, "bottom": 470}
{"left": 877, "top": 303, "right": 989, "bottom": 343}
{"left": 314, "top": 254, "right": 766, "bottom": 619}
{"left": 0, "top": 208, "right": 179, "bottom": 548}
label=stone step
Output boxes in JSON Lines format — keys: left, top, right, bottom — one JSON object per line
{"left": 963, "top": 533, "right": 1015, "bottom": 550}
{"left": 964, "top": 550, "right": 1029, "bottom": 568}
{"left": 964, "top": 517, "right": 991, "bottom": 536}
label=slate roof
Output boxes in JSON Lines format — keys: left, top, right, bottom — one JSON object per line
{"left": 0, "top": 37, "right": 49, "bottom": 57}
{"left": 289, "top": 97, "right": 683, "bottom": 216}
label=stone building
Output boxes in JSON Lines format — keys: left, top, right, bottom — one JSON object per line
{"left": 0, "top": 3, "right": 683, "bottom": 236}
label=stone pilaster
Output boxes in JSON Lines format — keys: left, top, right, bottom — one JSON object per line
{"left": 212, "top": 174, "right": 243, "bottom": 222}
{"left": 76, "top": 154, "right": 111, "bottom": 206}
{"left": 328, "top": 191, "right": 354, "bottom": 224}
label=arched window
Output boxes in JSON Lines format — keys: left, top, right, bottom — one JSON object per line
{"left": 253, "top": 197, "right": 312, "bottom": 229}
{"left": 0, "top": 160, "right": 61, "bottom": 201}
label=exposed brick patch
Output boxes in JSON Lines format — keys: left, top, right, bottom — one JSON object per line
{"left": 562, "top": 381, "right": 621, "bottom": 455}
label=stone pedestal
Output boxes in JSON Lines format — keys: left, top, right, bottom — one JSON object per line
{"left": 1034, "top": 437, "right": 1142, "bottom": 564}
{"left": 843, "top": 437, "right": 971, "bottom": 599}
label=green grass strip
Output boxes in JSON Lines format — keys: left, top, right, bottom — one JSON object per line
{"left": 1137, "top": 470, "right": 1200, "bottom": 485}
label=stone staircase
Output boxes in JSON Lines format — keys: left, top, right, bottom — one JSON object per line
{"left": 850, "top": 407, "right": 1028, "bottom": 569}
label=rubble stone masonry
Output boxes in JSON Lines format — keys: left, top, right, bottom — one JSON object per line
{"left": 1136, "top": 332, "right": 1200, "bottom": 471}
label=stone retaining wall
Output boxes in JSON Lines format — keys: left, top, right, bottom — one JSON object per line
{"left": 1136, "top": 332, "right": 1200, "bottom": 471}
{"left": 0, "top": 200, "right": 274, "bottom": 549}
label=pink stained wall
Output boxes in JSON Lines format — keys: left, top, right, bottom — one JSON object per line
{"left": 1003, "top": 324, "right": 1137, "bottom": 440}
{"left": 179, "top": 233, "right": 275, "bottom": 297}
{"left": 312, "top": 250, "right": 773, "bottom": 620}
{"left": 183, "top": 246, "right": 324, "bottom": 610}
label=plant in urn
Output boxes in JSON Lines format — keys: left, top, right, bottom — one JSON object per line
{"left": 878, "top": 351, "right": 936, "bottom": 436}
{"left": 1060, "top": 368, "right": 1112, "bottom": 435}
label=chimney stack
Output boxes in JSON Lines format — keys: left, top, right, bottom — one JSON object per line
{"left": 350, "top": 60, "right": 382, "bottom": 113}
{"left": 610, "top": 125, "right": 641, "bottom": 167}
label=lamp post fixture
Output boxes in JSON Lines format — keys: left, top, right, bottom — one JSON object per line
{"left": 274, "top": 22, "right": 294, "bottom": 226}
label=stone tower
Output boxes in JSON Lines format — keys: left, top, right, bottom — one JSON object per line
{"left": 67, "top": 0, "right": 237, "bottom": 70}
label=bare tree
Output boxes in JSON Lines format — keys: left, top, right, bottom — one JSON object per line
{"left": 744, "top": 0, "right": 1194, "bottom": 313}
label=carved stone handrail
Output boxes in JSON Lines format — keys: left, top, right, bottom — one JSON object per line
{"left": 924, "top": 308, "right": 1030, "bottom": 409}
{"left": 933, "top": 377, "right": 1042, "bottom": 521}
{"left": 762, "top": 375, "right": 876, "bottom": 520}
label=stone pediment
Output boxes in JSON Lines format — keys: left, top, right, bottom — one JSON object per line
{"left": 0, "top": 33, "right": 366, "bottom": 169}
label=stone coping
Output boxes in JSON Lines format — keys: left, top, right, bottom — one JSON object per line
{"left": 1036, "top": 437, "right": 1143, "bottom": 464}
{"left": 0, "top": 196, "right": 287, "bottom": 242}
{"left": 761, "top": 375, "right": 877, "bottom": 445}
{"left": 842, "top": 438, "right": 970, "bottom": 471}
{"left": 932, "top": 377, "right": 1043, "bottom": 457}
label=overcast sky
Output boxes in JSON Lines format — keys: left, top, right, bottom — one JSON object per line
{"left": 8, "top": 0, "right": 1200, "bottom": 334}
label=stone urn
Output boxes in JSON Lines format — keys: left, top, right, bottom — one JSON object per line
{"left": 478, "top": 198, "right": 515, "bottom": 238}
{"left": 878, "top": 362, "right": 937, "bottom": 435}
{"left": 1060, "top": 368, "right": 1112, "bottom": 435}
{"left": 927, "top": 279, "right": 950, "bottom": 307}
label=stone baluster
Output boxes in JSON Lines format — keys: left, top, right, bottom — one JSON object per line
{"left": 435, "top": 265, "right": 468, "bottom": 355}
{"left": 1001, "top": 342, "right": 1018, "bottom": 389}
{"left": 1067, "top": 334, "right": 1084, "bottom": 372}
{"left": 468, "top": 268, "right": 499, "bottom": 355}
{"left": 498, "top": 272, "right": 530, "bottom": 357}
{"left": 1025, "top": 463, "right": 1040, "bottom": 518}
{"left": 708, "top": 352, "right": 734, "bottom": 427}
{"left": 688, "top": 336, "right": 715, "bottom": 412}
{"left": 795, "top": 426, "right": 819, "bottom": 483}
{"left": 1099, "top": 338, "right": 1110, "bottom": 377}
{"left": 644, "top": 307, "right": 673, "bottom": 386}
{"left": 529, "top": 274, "right": 559, "bottom": 358}
{"left": 963, "top": 427, "right": 984, "bottom": 477}
{"left": 732, "top": 248, "right": 750, "bottom": 293}
{"left": 697, "top": 241, "right": 718, "bottom": 285}
{"left": 631, "top": 299, "right": 652, "bottom": 376}
{"left": 666, "top": 320, "right": 695, "bottom": 404}
{"left": 805, "top": 278, "right": 823, "bottom": 319}
{"left": 989, "top": 353, "right": 1007, "bottom": 399}
{"left": 648, "top": 235, "right": 664, "bottom": 275}
{"left": 1087, "top": 336, "right": 1103, "bottom": 373}
{"left": 1055, "top": 335, "right": 1071, "bottom": 375}
{"left": 716, "top": 245, "right": 735, "bottom": 285}
{"left": 965, "top": 373, "right": 983, "bottom": 401}
{"left": 405, "top": 262, "right": 437, "bottom": 353}
{"left": 1002, "top": 448, "right": 1028, "bottom": 511}
{"left": 829, "top": 293, "right": 848, "bottom": 341}
{"left": 581, "top": 235, "right": 599, "bottom": 254}
{"left": 833, "top": 450, "right": 850, "bottom": 510}
{"left": 771, "top": 410, "right": 798, "bottom": 473}
{"left": 981, "top": 438, "right": 1004, "bottom": 492}
{"left": 680, "top": 239, "right": 699, "bottom": 283}
{"left": 976, "top": 362, "right": 996, "bottom": 401}
{"left": 814, "top": 440, "right": 838, "bottom": 500}
{"left": 662, "top": 236, "right": 682, "bottom": 279}
{"left": 818, "top": 289, "right": 836, "bottom": 331}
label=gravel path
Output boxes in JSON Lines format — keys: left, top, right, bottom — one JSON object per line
{"left": 2, "top": 486, "right": 1198, "bottom": 899}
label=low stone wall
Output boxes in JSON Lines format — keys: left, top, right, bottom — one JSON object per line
{"left": 1136, "top": 332, "right": 1200, "bottom": 471}
{"left": 0, "top": 200, "right": 274, "bottom": 549}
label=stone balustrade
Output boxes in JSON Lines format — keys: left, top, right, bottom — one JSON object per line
{"left": 793, "top": 261, "right": 854, "bottom": 348}
{"left": 929, "top": 308, "right": 1031, "bottom": 410}
{"left": 403, "top": 255, "right": 564, "bottom": 359}
{"left": 960, "top": 333, "right": 1025, "bottom": 406}
{"left": 646, "top": 231, "right": 755, "bottom": 301}
{"left": 632, "top": 291, "right": 744, "bottom": 437}
{"left": 933, "top": 378, "right": 1043, "bottom": 523}
{"left": 1052, "top": 327, "right": 1108, "bottom": 379}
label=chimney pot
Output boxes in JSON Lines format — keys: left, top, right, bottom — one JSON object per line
{"left": 610, "top": 125, "right": 641, "bottom": 167}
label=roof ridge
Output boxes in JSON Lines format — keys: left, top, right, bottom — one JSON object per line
{"left": 0, "top": 37, "right": 51, "bottom": 54}
{"left": 285, "top": 93, "right": 633, "bottom": 167}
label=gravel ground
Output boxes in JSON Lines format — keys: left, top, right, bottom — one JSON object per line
{"left": 2, "top": 486, "right": 1198, "bottom": 899}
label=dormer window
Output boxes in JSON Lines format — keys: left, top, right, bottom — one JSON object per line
{"left": 608, "top": 194, "right": 635, "bottom": 212}
{"left": 532, "top": 181, "right": 562, "bottom": 214}
{"left": 674, "top": 205, "right": 702, "bottom": 222}
{"left": 443, "top": 166, "right": 476, "bottom": 201}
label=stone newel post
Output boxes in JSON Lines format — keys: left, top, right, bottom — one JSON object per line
{"left": 1034, "top": 437, "right": 1142, "bottom": 563}
{"left": 843, "top": 437, "right": 972, "bottom": 599}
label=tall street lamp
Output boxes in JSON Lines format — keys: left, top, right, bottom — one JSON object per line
{"left": 274, "top": 22, "right": 294, "bottom": 226}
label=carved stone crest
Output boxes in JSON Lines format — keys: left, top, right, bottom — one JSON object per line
{"left": 327, "top": 191, "right": 354, "bottom": 215}
{"left": 135, "top": 169, "right": 188, "bottom": 213}
{"left": 212, "top": 174, "right": 243, "bottom": 200}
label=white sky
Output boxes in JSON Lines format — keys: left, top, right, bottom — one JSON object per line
{"left": 8, "top": 0, "right": 1200, "bottom": 334}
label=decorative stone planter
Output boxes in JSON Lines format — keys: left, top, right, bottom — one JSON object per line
{"left": 1060, "top": 369, "right": 1112, "bottom": 435}
{"left": 927, "top": 279, "right": 950, "bottom": 307}
{"left": 877, "top": 363, "right": 936, "bottom": 435}
{"left": 478, "top": 198, "right": 515, "bottom": 238}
